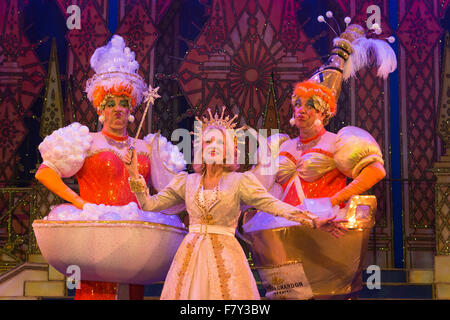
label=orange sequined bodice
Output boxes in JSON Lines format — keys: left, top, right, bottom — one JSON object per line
{"left": 76, "top": 151, "right": 151, "bottom": 206}
{"left": 279, "top": 149, "right": 347, "bottom": 207}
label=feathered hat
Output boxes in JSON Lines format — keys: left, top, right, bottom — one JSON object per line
{"left": 291, "top": 13, "right": 397, "bottom": 125}
{"left": 85, "top": 35, "right": 148, "bottom": 114}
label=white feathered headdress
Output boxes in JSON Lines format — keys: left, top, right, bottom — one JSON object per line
{"left": 340, "top": 23, "right": 397, "bottom": 80}
{"left": 85, "top": 35, "right": 148, "bottom": 113}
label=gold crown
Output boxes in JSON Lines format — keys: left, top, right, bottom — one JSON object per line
{"left": 195, "top": 106, "right": 239, "bottom": 131}
{"left": 191, "top": 106, "right": 247, "bottom": 150}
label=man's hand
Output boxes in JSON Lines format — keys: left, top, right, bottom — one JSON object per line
{"left": 124, "top": 147, "right": 139, "bottom": 179}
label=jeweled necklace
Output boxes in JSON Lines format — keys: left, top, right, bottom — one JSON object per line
{"left": 297, "top": 127, "right": 326, "bottom": 151}
{"left": 197, "top": 184, "right": 219, "bottom": 210}
{"left": 101, "top": 129, "right": 130, "bottom": 149}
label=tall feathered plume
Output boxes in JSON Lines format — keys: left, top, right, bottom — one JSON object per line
{"left": 318, "top": 13, "right": 398, "bottom": 80}
{"left": 343, "top": 33, "right": 397, "bottom": 80}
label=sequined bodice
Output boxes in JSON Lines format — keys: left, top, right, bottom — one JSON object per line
{"left": 297, "top": 149, "right": 336, "bottom": 181}
{"left": 77, "top": 151, "right": 151, "bottom": 206}
{"left": 278, "top": 138, "right": 347, "bottom": 206}
{"left": 296, "top": 149, "right": 346, "bottom": 197}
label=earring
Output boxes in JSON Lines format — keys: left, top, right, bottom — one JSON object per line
{"left": 289, "top": 116, "right": 295, "bottom": 126}
{"left": 128, "top": 114, "right": 135, "bottom": 123}
{"left": 314, "top": 119, "right": 322, "bottom": 127}
{"left": 98, "top": 114, "right": 105, "bottom": 123}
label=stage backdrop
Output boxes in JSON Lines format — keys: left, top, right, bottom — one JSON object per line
{"left": 0, "top": 0, "right": 448, "bottom": 270}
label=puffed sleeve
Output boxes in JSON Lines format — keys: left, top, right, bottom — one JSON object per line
{"left": 132, "top": 171, "right": 187, "bottom": 214}
{"left": 334, "top": 126, "right": 384, "bottom": 179}
{"left": 38, "top": 123, "right": 93, "bottom": 177}
{"left": 144, "top": 132, "right": 186, "bottom": 192}
{"left": 239, "top": 171, "right": 315, "bottom": 227}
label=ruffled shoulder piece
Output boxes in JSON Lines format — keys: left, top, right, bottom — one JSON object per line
{"left": 38, "top": 123, "right": 93, "bottom": 177}
{"left": 241, "top": 133, "right": 287, "bottom": 213}
{"left": 249, "top": 132, "right": 290, "bottom": 191}
{"left": 143, "top": 133, "right": 187, "bottom": 215}
{"left": 143, "top": 132, "right": 186, "bottom": 191}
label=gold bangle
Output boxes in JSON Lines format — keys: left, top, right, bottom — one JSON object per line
{"left": 128, "top": 175, "right": 148, "bottom": 193}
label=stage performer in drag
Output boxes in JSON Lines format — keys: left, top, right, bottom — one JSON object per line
{"left": 278, "top": 22, "right": 392, "bottom": 212}
{"left": 35, "top": 35, "right": 186, "bottom": 300}
{"left": 123, "top": 106, "right": 348, "bottom": 300}
{"left": 244, "top": 19, "right": 397, "bottom": 299}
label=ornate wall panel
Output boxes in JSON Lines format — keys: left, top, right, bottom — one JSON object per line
{"left": 0, "top": 186, "right": 63, "bottom": 271}
{"left": 0, "top": 188, "right": 33, "bottom": 270}
{"left": 118, "top": 0, "right": 159, "bottom": 136}
{"left": 0, "top": 0, "right": 45, "bottom": 184}
{"left": 55, "top": 0, "right": 110, "bottom": 131}
{"left": 434, "top": 24, "right": 450, "bottom": 257}
{"left": 347, "top": 0, "right": 395, "bottom": 267}
{"left": 177, "top": 0, "right": 322, "bottom": 137}
{"left": 153, "top": 0, "right": 187, "bottom": 137}
{"left": 398, "top": 0, "right": 442, "bottom": 268}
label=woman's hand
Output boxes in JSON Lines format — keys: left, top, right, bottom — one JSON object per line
{"left": 123, "top": 147, "right": 139, "bottom": 179}
{"left": 314, "top": 215, "right": 348, "bottom": 238}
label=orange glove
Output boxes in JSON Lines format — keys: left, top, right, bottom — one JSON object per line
{"left": 35, "top": 165, "right": 86, "bottom": 209}
{"left": 330, "top": 162, "right": 386, "bottom": 207}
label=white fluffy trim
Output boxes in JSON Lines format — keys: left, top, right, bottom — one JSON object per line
{"left": 45, "top": 202, "right": 185, "bottom": 228}
{"left": 38, "top": 123, "right": 92, "bottom": 177}
{"left": 144, "top": 133, "right": 186, "bottom": 172}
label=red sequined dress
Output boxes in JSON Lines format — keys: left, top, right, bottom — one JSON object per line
{"left": 70, "top": 130, "right": 152, "bottom": 299}
{"left": 38, "top": 120, "right": 186, "bottom": 300}
{"left": 68, "top": 131, "right": 150, "bottom": 299}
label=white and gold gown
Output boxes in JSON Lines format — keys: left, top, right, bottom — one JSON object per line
{"left": 131, "top": 171, "right": 315, "bottom": 300}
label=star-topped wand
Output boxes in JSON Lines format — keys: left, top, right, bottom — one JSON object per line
{"left": 126, "top": 85, "right": 161, "bottom": 165}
